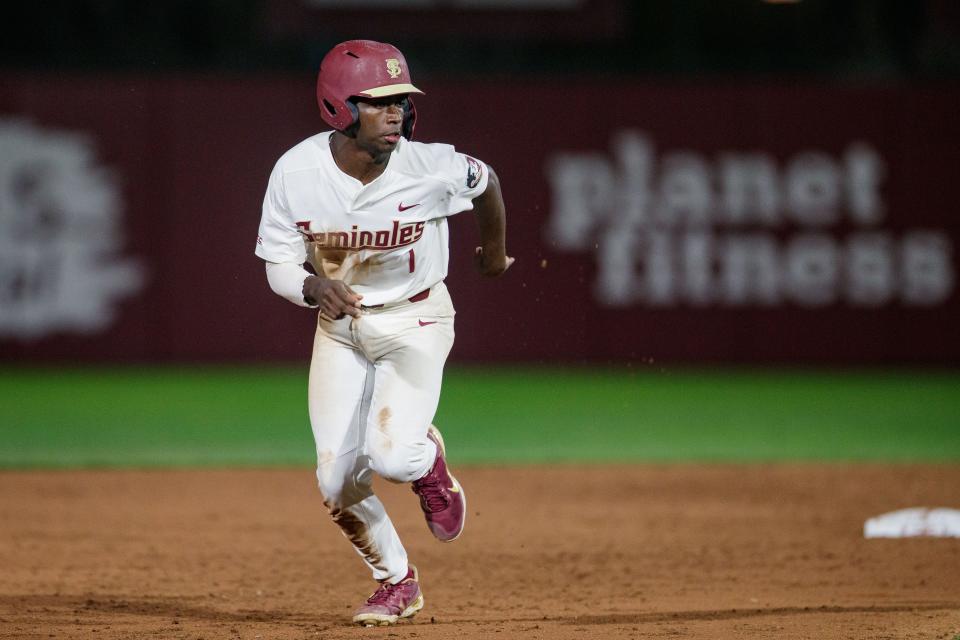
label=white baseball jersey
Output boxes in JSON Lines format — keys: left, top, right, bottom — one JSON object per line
{"left": 255, "top": 131, "right": 489, "bottom": 306}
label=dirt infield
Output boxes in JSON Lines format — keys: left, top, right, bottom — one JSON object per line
{"left": 1, "top": 465, "right": 958, "bottom": 639}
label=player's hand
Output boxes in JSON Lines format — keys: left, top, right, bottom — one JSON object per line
{"left": 303, "top": 275, "right": 363, "bottom": 319}
{"left": 474, "top": 246, "right": 514, "bottom": 277}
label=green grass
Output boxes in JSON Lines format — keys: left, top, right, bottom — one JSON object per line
{"left": 0, "top": 366, "right": 958, "bottom": 468}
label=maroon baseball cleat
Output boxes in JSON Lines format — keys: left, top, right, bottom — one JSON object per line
{"left": 411, "top": 425, "right": 466, "bottom": 542}
{"left": 352, "top": 565, "right": 424, "bottom": 627}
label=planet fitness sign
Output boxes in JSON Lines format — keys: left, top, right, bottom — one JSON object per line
{"left": 545, "top": 130, "right": 954, "bottom": 309}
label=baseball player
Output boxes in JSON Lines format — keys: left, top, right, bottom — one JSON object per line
{"left": 254, "top": 40, "right": 512, "bottom": 626}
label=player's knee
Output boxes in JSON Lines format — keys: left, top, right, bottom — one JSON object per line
{"left": 315, "top": 467, "right": 346, "bottom": 507}
{"left": 315, "top": 475, "right": 342, "bottom": 502}
{"left": 368, "top": 440, "right": 432, "bottom": 483}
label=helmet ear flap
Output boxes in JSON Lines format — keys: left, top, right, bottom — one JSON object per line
{"left": 317, "top": 92, "right": 359, "bottom": 132}
{"left": 337, "top": 99, "right": 360, "bottom": 138}
{"left": 402, "top": 97, "right": 418, "bottom": 140}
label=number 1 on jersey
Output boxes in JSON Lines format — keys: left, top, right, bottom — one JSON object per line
{"left": 408, "top": 249, "right": 415, "bottom": 273}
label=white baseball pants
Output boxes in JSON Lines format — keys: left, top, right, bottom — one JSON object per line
{"left": 308, "top": 281, "right": 455, "bottom": 584}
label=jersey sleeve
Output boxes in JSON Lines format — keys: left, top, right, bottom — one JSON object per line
{"left": 254, "top": 163, "right": 307, "bottom": 264}
{"left": 442, "top": 150, "right": 490, "bottom": 217}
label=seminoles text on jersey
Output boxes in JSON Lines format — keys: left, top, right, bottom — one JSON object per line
{"left": 296, "top": 219, "right": 426, "bottom": 251}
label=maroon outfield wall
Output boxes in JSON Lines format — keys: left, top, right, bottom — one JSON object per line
{"left": 0, "top": 75, "right": 958, "bottom": 365}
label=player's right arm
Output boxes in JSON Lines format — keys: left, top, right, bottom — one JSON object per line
{"left": 262, "top": 262, "right": 362, "bottom": 318}
{"left": 264, "top": 261, "right": 316, "bottom": 308}
{"left": 256, "top": 160, "right": 361, "bottom": 316}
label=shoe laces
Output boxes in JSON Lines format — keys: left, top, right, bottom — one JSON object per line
{"left": 412, "top": 470, "right": 449, "bottom": 513}
{"left": 366, "top": 580, "right": 406, "bottom": 607}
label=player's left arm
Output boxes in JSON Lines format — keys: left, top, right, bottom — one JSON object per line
{"left": 471, "top": 167, "right": 514, "bottom": 277}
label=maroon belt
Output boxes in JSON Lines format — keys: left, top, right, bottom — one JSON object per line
{"left": 362, "top": 288, "right": 430, "bottom": 309}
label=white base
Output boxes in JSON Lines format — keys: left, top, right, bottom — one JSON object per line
{"left": 864, "top": 507, "right": 960, "bottom": 538}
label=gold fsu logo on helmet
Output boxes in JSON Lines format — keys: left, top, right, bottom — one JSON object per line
{"left": 385, "top": 58, "right": 402, "bottom": 79}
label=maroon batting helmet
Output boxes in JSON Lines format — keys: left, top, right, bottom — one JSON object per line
{"left": 317, "top": 40, "right": 423, "bottom": 139}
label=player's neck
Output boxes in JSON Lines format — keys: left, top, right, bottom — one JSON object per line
{"left": 329, "top": 133, "right": 391, "bottom": 185}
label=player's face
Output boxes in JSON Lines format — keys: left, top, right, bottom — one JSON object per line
{"left": 354, "top": 95, "right": 408, "bottom": 155}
